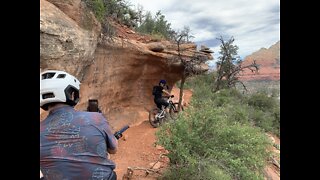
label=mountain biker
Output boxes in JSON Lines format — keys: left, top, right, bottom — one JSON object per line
{"left": 40, "top": 70, "right": 118, "bottom": 180}
{"left": 152, "top": 79, "right": 173, "bottom": 111}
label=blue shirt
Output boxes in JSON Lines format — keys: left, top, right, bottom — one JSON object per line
{"left": 40, "top": 105, "right": 118, "bottom": 180}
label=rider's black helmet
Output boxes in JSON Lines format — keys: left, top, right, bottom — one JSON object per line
{"left": 159, "top": 79, "right": 166, "bottom": 85}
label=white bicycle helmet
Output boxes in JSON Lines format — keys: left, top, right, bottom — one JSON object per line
{"left": 40, "top": 70, "right": 81, "bottom": 110}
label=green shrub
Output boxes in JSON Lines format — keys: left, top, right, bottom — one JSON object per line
{"left": 157, "top": 73, "right": 279, "bottom": 179}
{"left": 157, "top": 106, "right": 270, "bottom": 180}
{"left": 224, "top": 103, "right": 251, "bottom": 124}
{"left": 250, "top": 110, "right": 270, "bottom": 128}
{"left": 95, "top": 0, "right": 106, "bottom": 21}
{"left": 159, "top": 161, "right": 232, "bottom": 180}
{"left": 150, "top": 32, "right": 165, "bottom": 41}
{"left": 85, "top": 0, "right": 106, "bottom": 22}
{"left": 212, "top": 93, "right": 237, "bottom": 107}
{"left": 181, "top": 74, "right": 213, "bottom": 90}
{"left": 246, "top": 91, "right": 280, "bottom": 137}
{"left": 246, "top": 91, "right": 276, "bottom": 111}
{"left": 273, "top": 106, "right": 280, "bottom": 137}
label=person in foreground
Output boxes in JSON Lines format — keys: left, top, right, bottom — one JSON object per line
{"left": 40, "top": 70, "right": 118, "bottom": 180}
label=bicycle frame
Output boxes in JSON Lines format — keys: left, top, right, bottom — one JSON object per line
{"left": 156, "top": 109, "right": 166, "bottom": 119}
{"left": 149, "top": 96, "right": 179, "bottom": 128}
{"left": 156, "top": 97, "right": 176, "bottom": 119}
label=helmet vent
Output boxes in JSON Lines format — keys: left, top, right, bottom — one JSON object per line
{"left": 42, "top": 72, "right": 56, "bottom": 80}
{"left": 57, "top": 74, "right": 66, "bottom": 78}
{"left": 42, "top": 93, "right": 55, "bottom": 99}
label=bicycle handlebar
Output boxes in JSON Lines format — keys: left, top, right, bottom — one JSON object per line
{"left": 114, "top": 125, "right": 130, "bottom": 139}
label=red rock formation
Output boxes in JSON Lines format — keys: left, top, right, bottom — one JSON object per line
{"left": 76, "top": 45, "right": 185, "bottom": 129}
{"left": 40, "top": 0, "right": 213, "bottom": 129}
{"left": 40, "top": 0, "right": 99, "bottom": 75}
{"left": 45, "top": 0, "right": 100, "bottom": 31}
{"left": 238, "top": 41, "right": 280, "bottom": 81}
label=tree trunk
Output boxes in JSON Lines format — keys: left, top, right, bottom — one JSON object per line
{"left": 213, "top": 75, "right": 222, "bottom": 92}
{"left": 178, "top": 74, "right": 186, "bottom": 112}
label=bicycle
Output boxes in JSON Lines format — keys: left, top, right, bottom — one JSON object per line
{"left": 149, "top": 95, "right": 180, "bottom": 128}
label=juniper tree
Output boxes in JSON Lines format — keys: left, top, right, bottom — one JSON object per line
{"left": 214, "top": 36, "right": 259, "bottom": 92}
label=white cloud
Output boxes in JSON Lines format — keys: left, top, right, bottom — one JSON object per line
{"left": 194, "top": 30, "right": 217, "bottom": 42}
{"left": 128, "top": 0, "right": 280, "bottom": 59}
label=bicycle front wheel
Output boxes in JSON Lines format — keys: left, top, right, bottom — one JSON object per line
{"left": 169, "top": 103, "right": 180, "bottom": 120}
{"left": 149, "top": 108, "right": 160, "bottom": 128}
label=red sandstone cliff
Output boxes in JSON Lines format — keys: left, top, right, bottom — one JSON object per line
{"left": 238, "top": 41, "right": 280, "bottom": 81}
{"left": 40, "top": 0, "right": 213, "bottom": 129}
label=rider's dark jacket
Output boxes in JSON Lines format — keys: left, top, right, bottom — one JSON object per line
{"left": 153, "top": 85, "right": 164, "bottom": 99}
{"left": 153, "top": 85, "right": 169, "bottom": 109}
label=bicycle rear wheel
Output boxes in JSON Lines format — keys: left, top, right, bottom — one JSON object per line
{"left": 149, "top": 108, "right": 161, "bottom": 128}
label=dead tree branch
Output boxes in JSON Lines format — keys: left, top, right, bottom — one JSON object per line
{"left": 122, "top": 153, "right": 168, "bottom": 179}
{"left": 270, "top": 156, "right": 280, "bottom": 169}
{"left": 214, "top": 36, "right": 260, "bottom": 92}
{"left": 171, "top": 32, "right": 212, "bottom": 110}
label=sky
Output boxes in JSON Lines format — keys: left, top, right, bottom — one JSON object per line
{"left": 127, "top": 0, "right": 280, "bottom": 68}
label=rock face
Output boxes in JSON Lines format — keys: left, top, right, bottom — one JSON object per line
{"left": 45, "top": 0, "right": 100, "bottom": 31}
{"left": 40, "top": 0, "right": 99, "bottom": 77}
{"left": 40, "top": 0, "right": 213, "bottom": 129}
{"left": 76, "top": 44, "right": 184, "bottom": 129}
{"left": 238, "top": 41, "right": 280, "bottom": 81}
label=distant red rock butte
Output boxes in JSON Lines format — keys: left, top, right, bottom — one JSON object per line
{"left": 238, "top": 41, "right": 280, "bottom": 81}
